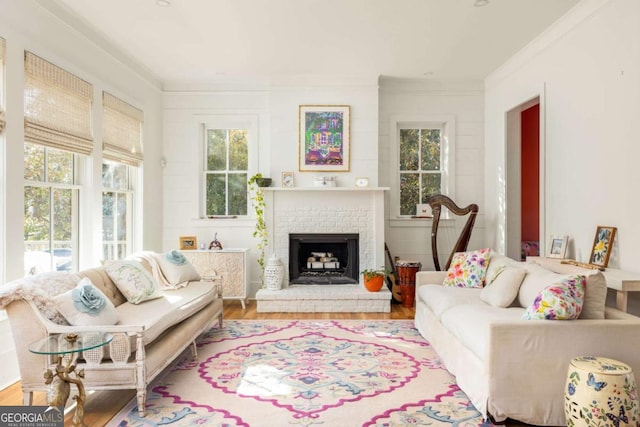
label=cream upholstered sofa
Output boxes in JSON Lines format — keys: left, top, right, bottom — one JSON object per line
{"left": 2, "top": 253, "right": 223, "bottom": 417}
{"left": 414, "top": 253, "right": 640, "bottom": 426}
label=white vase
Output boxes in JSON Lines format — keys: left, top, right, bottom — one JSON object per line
{"left": 264, "top": 254, "right": 284, "bottom": 290}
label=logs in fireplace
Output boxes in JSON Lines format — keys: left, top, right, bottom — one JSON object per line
{"left": 289, "top": 233, "right": 359, "bottom": 284}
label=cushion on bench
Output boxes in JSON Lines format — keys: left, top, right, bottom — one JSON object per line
{"left": 115, "top": 281, "right": 219, "bottom": 345}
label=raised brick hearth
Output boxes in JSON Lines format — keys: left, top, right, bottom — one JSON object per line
{"left": 256, "top": 285, "right": 391, "bottom": 312}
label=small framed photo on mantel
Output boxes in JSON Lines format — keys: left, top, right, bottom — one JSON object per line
{"left": 282, "top": 171, "right": 294, "bottom": 188}
{"left": 547, "top": 235, "right": 568, "bottom": 259}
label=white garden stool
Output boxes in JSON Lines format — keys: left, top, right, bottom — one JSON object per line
{"left": 565, "top": 356, "right": 639, "bottom": 427}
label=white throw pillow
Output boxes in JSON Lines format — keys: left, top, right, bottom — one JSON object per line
{"left": 54, "top": 277, "right": 119, "bottom": 326}
{"left": 105, "top": 260, "right": 162, "bottom": 304}
{"left": 154, "top": 250, "right": 200, "bottom": 286}
{"left": 480, "top": 265, "right": 526, "bottom": 307}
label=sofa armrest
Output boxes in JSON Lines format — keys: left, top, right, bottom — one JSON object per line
{"left": 416, "top": 271, "right": 447, "bottom": 286}
{"left": 486, "top": 319, "right": 640, "bottom": 423}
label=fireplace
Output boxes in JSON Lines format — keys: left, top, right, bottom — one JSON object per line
{"left": 289, "top": 233, "right": 359, "bottom": 284}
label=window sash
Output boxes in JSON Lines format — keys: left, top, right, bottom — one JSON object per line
{"left": 103, "top": 92, "right": 143, "bottom": 167}
{"left": 102, "top": 160, "right": 136, "bottom": 261}
{"left": 102, "top": 190, "right": 133, "bottom": 261}
{"left": 23, "top": 52, "right": 93, "bottom": 154}
{"left": 391, "top": 118, "right": 454, "bottom": 220}
{"left": 204, "top": 127, "right": 249, "bottom": 217}
{"left": 399, "top": 127, "right": 443, "bottom": 216}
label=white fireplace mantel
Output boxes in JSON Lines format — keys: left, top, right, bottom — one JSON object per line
{"left": 263, "top": 187, "right": 388, "bottom": 285}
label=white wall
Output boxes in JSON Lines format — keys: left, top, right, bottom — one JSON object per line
{"left": 485, "top": 0, "right": 640, "bottom": 311}
{"left": 162, "top": 76, "right": 380, "bottom": 297}
{"left": 0, "top": 0, "right": 163, "bottom": 388}
{"left": 379, "top": 78, "right": 485, "bottom": 269}
{"left": 485, "top": 0, "right": 639, "bottom": 268}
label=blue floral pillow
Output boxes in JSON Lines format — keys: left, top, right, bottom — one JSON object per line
{"left": 522, "top": 275, "right": 586, "bottom": 320}
{"left": 54, "top": 278, "right": 119, "bottom": 326}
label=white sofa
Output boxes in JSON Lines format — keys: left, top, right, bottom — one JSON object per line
{"left": 2, "top": 256, "right": 223, "bottom": 417}
{"left": 414, "top": 254, "right": 640, "bottom": 426}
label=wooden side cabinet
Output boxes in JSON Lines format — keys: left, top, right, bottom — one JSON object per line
{"left": 184, "top": 249, "right": 249, "bottom": 308}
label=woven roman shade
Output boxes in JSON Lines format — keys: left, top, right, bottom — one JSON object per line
{"left": 0, "top": 37, "right": 6, "bottom": 134}
{"left": 102, "top": 91, "right": 143, "bottom": 167}
{"left": 23, "top": 51, "right": 93, "bottom": 155}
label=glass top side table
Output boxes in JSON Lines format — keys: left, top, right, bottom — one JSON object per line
{"left": 29, "top": 333, "right": 113, "bottom": 427}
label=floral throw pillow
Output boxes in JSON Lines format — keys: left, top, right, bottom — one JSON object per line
{"left": 105, "top": 260, "right": 162, "bottom": 304}
{"left": 522, "top": 275, "right": 586, "bottom": 320}
{"left": 54, "top": 277, "right": 119, "bottom": 326}
{"left": 442, "top": 248, "right": 491, "bottom": 288}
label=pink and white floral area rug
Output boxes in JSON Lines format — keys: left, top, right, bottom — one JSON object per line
{"left": 107, "top": 320, "right": 493, "bottom": 427}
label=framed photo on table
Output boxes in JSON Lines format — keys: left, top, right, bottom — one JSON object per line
{"left": 589, "top": 226, "right": 617, "bottom": 268}
{"left": 299, "top": 105, "right": 350, "bottom": 172}
{"left": 547, "top": 235, "right": 568, "bottom": 259}
{"left": 179, "top": 236, "right": 198, "bottom": 250}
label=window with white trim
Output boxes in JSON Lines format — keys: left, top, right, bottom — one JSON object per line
{"left": 101, "top": 92, "right": 142, "bottom": 261}
{"left": 23, "top": 52, "right": 93, "bottom": 276}
{"left": 391, "top": 118, "right": 455, "bottom": 219}
{"left": 24, "top": 144, "right": 80, "bottom": 275}
{"left": 102, "top": 161, "right": 134, "bottom": 261}
{"left": 203, "top": 127, "right": 249, "bottom": 216}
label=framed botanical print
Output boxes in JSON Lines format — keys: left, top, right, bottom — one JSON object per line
{"left": 298, "top": 105, "right": 350, "bottom": 172}
{"left": 589, "top": 226, "right": 617, "bottom": 267}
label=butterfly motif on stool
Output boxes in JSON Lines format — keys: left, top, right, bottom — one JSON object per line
{"left": 606, "top": 405, "right": 628, "bottom": 427}
{"left": 587, "top": 373, "right": 607, "bottom": 391}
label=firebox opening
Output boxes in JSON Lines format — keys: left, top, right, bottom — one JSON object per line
{"left": 289, "top": 233, "right": 359, "bottom": 285}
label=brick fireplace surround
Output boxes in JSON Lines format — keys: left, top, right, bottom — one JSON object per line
{"left": 255, "top": 187, "right": 391, "bottom": 313}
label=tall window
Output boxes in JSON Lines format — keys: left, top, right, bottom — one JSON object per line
{"left": 102, "top": 161, "right": 134, "bottom": 261}
{"left": 24, "top": 144, "right": 78, "bottom": 275}
{"left": 394, "top": 119, "right": 455, "bottom": 218}
{"left": 23, "top": 52, "right": 93, "bottom": 276}
{"left": 204, "top": 127, "right": 248, "bottom": 216}
{"left": 101, "top": 92, "right": 142, "bottom": 261}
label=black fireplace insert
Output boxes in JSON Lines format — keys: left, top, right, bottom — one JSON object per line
{"left": 289, "top": 233, "right": 359, "bottom": 284}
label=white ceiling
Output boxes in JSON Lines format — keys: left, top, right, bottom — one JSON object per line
{"left": 37, "top": 0, "right": 581, "bottom": 87}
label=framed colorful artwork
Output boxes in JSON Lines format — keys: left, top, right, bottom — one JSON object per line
{"left": 298, "top": 105, "right": 350, "bottom": 172}
{"left": 589, "top": 226, "right": 617, "bottom": 267}
{"left": 547, "top": 235, "right": 568, "bottom": 259}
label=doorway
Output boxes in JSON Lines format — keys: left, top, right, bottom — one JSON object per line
{"left": 505, "top": 97, "right": 542, "bottom": 260}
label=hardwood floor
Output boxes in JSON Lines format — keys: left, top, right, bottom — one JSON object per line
{"left": 0, "top": 300, "right": 415, "bottom": 426}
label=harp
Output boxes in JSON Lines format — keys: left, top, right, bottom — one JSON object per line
{"left": 427, "top": 194, "right": 479, "bottom": 271}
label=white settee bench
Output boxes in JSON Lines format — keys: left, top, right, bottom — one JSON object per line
{"left": 1, "top": 254, "right": 223, "bottom": 417}
{"left": 414, "top": 252, "right": 640, "bottom": 426}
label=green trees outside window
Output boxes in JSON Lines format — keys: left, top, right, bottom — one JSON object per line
{"left": 205, "top": 128, "right": 248, "bottom": 216}
{"left": 399, "top": 128, "right": 442, "bottom": 216}
{"left": 24, "top": 143, "right": 77, "bottom": 275}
